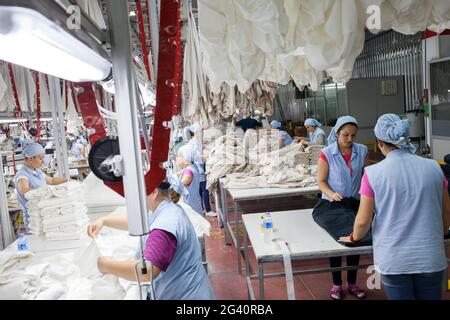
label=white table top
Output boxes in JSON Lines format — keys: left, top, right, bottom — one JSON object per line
{"left": 222, "top": 184, "right": 320, "bottom": 201}
{"left": 242, "top": 209, "right": 372, "bottom": 262}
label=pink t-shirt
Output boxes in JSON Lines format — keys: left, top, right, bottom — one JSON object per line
{"left": 144, "top": 229, "right": 177, "bottom": 272}
{"left": 183, "top": 169, "right": 193, "bottom": 176}
{"left": 359, "top": 172, "right": 449, "bottom": 198}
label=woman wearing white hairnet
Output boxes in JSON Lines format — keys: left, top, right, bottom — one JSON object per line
{"left": 340, "top": 114, "right": 450, "bottom": 300}
{"left": 296, "top": 118, "right": 327, "bottom": 146}
{"left": 15, "top": 139, "right": 69, "bottom": 229}
{"left": 176, "top": 144, "right": 203, "bottom": 215}
{"left": 270, "top": 120, "right": 293, "bottom": 148}
{"left": 314, "top": 116, "right": 370, "bottom": 300}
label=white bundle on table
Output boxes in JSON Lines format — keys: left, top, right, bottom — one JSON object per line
{"left": 305, "top": 145, "right": 325, "bottom": 165}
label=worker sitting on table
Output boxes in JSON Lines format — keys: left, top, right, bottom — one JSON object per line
{"left": 295, "top": 118, "right": 327, "bottom": 146}
{"left": 87, "top": 181, "right": 215, "bottom": 300}
{"left": 339, "top": 114, "right": 450, "bottom": 300}
{"left": 175, "top": 144, "right": 204, "bottom": 215}
{"left": 270, "top": 120, "right": 293, "bottom": 148}
{"left": 15, "top": 139, "right": 69, "bottom": 229}
{"left": 314, "top": 116, "right": 370, "bottom": 300}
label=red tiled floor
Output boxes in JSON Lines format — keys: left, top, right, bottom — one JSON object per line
{"left": 204, "top": 200, "right": 450, "bottom": 300}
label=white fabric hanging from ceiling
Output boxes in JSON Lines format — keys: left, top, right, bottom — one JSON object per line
{"left": 75, "top": 0, "right": 107, "bottom": 30}
{"left": 198, "top": 0, "right": 450, "bottom": 91}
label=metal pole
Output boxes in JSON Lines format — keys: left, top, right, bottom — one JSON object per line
{"left": 108, "top": 0, "right": 149, "bottom": 236}
{"left": 0, "top": 155, "right": 15, "bottom": 249}
{"left": 148, "top": 0, "right": 160, "bottom": 76}
{"left": 49, "top": 76, "right": 69, "bottom": 178}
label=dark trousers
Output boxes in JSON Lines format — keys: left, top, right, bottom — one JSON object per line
{"left": 329, "top": 255, "right": 360, "bottom": 286}
{"left": 199, "top": 181, "right": 211, "bottom": 212}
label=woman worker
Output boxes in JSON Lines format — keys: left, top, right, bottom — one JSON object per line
{"left": 176, "top": 144, "right": 204, "bottom": 215}
{"left": 339, "top": 114, "right": 450, "bottom": 300}
{"left": 15, "top": 139, "right": 69, "bottom": 229}
{"left": 314, "top": 116, "right": 370, "bottom": 300}
{"left": 270, "top": 120, "right": 293, "bottom": 148}
{"left": 296, "top": 118, "right": 327, "bottom": 146}
{"left": 87, "top": 180, "right": 215, "bottom": 300}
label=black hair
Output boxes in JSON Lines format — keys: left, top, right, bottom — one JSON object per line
{"left": 375, "top": 138, "right": 397, "bottom": 149}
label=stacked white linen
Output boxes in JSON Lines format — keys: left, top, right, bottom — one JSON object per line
{"left": 25, "top": 182, "right": 89, "bottom": 240}
{"left": 305, "top": 145, "right": 325, "bottom": 165}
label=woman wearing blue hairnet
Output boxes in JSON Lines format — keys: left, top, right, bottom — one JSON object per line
{"left": 314, "top": 116, "right": 370, "bottom": 300}
{"left": 15, "top": 139, "right": 69, "bottom": 229}
{"left": 87, "top": 180, "right": 215, "bottom": 300}
{"left": 339, "top": 114, "right": 450, "bottom": 300}
{"left": 296, "top": 118, "right": 327, "bottom": 146}
{"left": 270, "top": 120, "right": 293, "bottom": 148}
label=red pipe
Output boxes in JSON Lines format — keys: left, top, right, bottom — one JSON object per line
{"left": 7, "top": 63, "right": 22, "bottom": 118}
{"left": 34, "top": 72, "right": 41, "bottom": 142}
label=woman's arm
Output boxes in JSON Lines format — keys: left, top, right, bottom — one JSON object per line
{"left": 17, "top": 178, "right": 31, "bottom": 196}
{"left": 317, "top": 158, "right": 343, "bottom": 201}
{"left": 45, "top": 176, "right": 69, "bottom": 185}
{"left": 97, "top": 257, "right": 160, "bottom": 282}
{"left": 443, "top": 188, "right": 450, "bottom": 233}
{"left": 181, "top": 174, "right": 193, "bottom": 187}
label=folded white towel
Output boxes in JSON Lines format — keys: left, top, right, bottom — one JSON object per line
{"left": 43, "top": 213, "right": 87, "bottom": 227}
{"left": 38, "top": 197, "right": 84, "bottom": 209}
{"left": 45, "top": 232, "right": 81, "bottom": 241}
{"left": 24, "top": 186, "right": 53, "bottom": 201}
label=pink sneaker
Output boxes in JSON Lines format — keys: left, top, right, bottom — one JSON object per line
{"left": 330, "top": 285, "right": 344, "bottom": 300}
{"left": 347, "top": 284, "right": 366, "bottom": 299}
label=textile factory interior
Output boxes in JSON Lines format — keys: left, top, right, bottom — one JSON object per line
{"left": 0, "top": 0, "right": 450, "bottom": 304}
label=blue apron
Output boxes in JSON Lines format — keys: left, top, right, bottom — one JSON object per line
{"left": 147, "top": 200, "right": 215, "bottom": 300}
{"left": 181, "top": 164, "right": 203, "bottom": 214}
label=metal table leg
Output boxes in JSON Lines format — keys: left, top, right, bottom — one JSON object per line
{"left": 221, "top": 182, "right": 231, "bottom": 245}
{"left": 259, "top": 262, "right": 265, "bottom": 300}
{"left": 243, "top": 225, "right": 255, "bottom": 300}
{"left": 235, "top": 204, "right": 242, "bottom": 274}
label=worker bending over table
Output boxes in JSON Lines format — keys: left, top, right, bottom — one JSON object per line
{"left": 340, "top": 114, "right": 450, "bottom": 300}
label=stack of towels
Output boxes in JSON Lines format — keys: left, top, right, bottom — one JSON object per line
{"left": 25, "top": 182, "right": 89, "bottom": 241}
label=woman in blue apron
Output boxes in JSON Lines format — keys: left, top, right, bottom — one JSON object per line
{"left": 313, "top": 116, "right": 370, "bottom": 300}
{"left": 15, "top": 139, "right": 69, "bottom": 229}
{"left": 87, "top": 181, "right": 216, "bottom": 300}
{"left": 270, "top": 120, "right": 293, "bottom": 148}
{"left": 176, "top": 144, "right": 204, "bottom": 215}
{"left": 340, "top": 114, "right": 450, "bottom": 300}
{"left": 297, "top": 118, "right": 327, "bottom": 146}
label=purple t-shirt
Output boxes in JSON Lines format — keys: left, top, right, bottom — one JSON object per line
{"left": 143, "top": 229, "right": 177, "bottom": 272}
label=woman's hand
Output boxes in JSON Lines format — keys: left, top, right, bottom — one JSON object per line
{"left": 338, "top": 236, "right": 351, "bottom": 243}
{"left": 330, "top": 192, "right": 343, "bottom": 202}
{"left": 87, "top": 218, "right": 104, "bottom": 238}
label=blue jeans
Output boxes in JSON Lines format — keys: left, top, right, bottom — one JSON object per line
{"left": 381, "top": 270, "right": 445, "bottom": 300}
{"left": 199, "top": 181, "right": 211, "bottom": 212}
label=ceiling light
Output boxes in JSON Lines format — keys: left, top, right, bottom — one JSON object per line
{"left": 0, "top": 5, "right": 111, "bottom": 82}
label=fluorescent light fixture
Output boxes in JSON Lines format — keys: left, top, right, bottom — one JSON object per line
{"left": 129, "top": 11, "right": 136, "bottom": 17}
{"left": 0, "top": 6, "right": 111, "bottom": 82}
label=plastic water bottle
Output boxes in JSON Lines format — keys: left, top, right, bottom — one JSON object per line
{"left": 263, "top": 212, "right": 274, "bottom": 244}
{"left": 17, "top": 233, "right": 28, "bottom": 251}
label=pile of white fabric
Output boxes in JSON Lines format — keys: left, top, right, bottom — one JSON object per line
{"left": 206, "top": 129, "right": 323, "bottom": 191}
{"left": 198, "top": 0, "right": 450, "bottom": 93}
{"left": 25, "top": 182, "right": 89, "bottom": 241}
{"left": 305, "top": 145, "right": 325, "bottom": 165}
{"left": 182, "top": 3, "right": 278, "bottom": 128}
{"left": 0, "top": 251, "right": 41, "bottom": 300}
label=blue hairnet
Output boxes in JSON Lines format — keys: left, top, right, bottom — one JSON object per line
{"left": 77, "top": 137, "right": 88, "bottom": 145}
{"left": 22, "top": 139, "right": 45, "bottom": 158}
{"left": 304, "top": 118, "right": 322, "bottom": 127}
{"left": 327, "top": 116, "right": 358, "bottom": 145}
{"left": 374, "top": 114, "right": 416, "bottom": 153}
{"left": 270, "top": 120, "right": 281, "bottom": 128}
{"left": 166, "top": 168, "right": 190, "bottom": 200}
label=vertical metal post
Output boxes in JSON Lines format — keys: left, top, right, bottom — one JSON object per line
{"left": 148, "top": 0, "right": 160, "bottom": 76}
{"left": 0, "top": 156, "right": 15, "bottom": 249}
{"left": 108, "top": 0, "right": 149, "bottom": 236}
{"left": 49, "top": 76, "right": 69, "bottom": 178}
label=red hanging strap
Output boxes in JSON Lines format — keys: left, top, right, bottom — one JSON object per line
{"left": 7, "top": 63, "right": 22, "bottom": 118}
{"left": 34, "top": 72, "right": 41, "bottom": 142}
{"left": 144, "top": 0, "right": 154, "bottom": 61}
{"left": 136, "top": 0, "right": 152, "bottom": 81}
{"left": 65, "top": 80, "right": 69, "bottom": 111}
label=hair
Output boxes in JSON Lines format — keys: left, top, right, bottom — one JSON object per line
{"left": 376, "top": 139, "right": 398, "bottom": 149}
{"left": 157, "top": 188, "right": 180, "bottom": 203}
{"left": 337, "top": 123, "right": 358, "bottom": 135}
